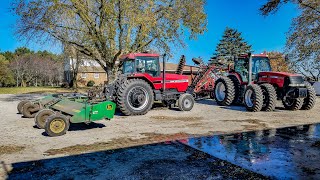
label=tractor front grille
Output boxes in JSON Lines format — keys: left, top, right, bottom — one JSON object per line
{"left": 289, "top": 76, "right": 304, "bottom": 84}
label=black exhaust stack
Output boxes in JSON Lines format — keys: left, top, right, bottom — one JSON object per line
{"left": 162, "top": 54, "right": 166, "bottom": 92}
{"left": 248, "top": 53, "right": 252, "bottom": 84}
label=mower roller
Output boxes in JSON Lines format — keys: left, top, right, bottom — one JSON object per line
{"left": 17, "top": 93, "right": 87, "bottom": 118}
{"left": 37, "top": 99, "right": 116, "bottom": 137}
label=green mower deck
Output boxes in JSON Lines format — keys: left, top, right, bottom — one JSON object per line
{"left": 41, "top": 99, "right": 116, "bottom": 137}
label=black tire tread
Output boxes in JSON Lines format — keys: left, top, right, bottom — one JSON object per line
{"left": 260, "top": 83, "right": 277, "bottom": 112}
{"left": 116, "top": 79, "right": 154, "bottom": 116}
{"left": 301, "top": 82, "right": 316, "bottom": 110}
{"left": 282, "top": 97, "right": 303, "bottom": 111}
{"left": 214, "top": 77, "right": 235, "bottom": 106}
{"left": 228, "top": 75, "right": 241, "bottom": 104}
{"left": 244, "top": 84, "right": 263, "bottom": 112}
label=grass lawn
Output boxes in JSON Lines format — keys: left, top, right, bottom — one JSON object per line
{"left": 0, "top": 87, "right": 87, "bottom": 94}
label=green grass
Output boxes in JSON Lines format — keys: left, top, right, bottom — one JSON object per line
{"left": 0, "top": 87, "right": 78, "bottom": 94}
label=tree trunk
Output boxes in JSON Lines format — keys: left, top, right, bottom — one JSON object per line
{"left": 106, "top": 66, "right": 119, "bottom": 84}
{"left": 21, "top": 80, "right": 26, "bottom": 87}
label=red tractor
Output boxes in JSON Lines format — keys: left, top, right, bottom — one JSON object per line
{"left": 104, "top": 53, "right": 195, "bottom": 116}
{"left": 213, "top": 53, "right": 316, "bottom": 112}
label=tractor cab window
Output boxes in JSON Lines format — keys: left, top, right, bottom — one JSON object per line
{"left": 123, "top": 60, "right": 135, "bottom": 74}
{"left": 135, "top": 56, "right": 160, "bottom": 77}
{"left": 252, "top": 57, "right": 271, "bottom": 74}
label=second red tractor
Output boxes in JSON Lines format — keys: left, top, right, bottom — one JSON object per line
{"left": 213, "top": 53, "right": 316, "bottom": 112}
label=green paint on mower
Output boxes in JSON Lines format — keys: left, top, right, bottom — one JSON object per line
{"left": 50, "top": 100, "right": 116, "bottom": 123}
{"left": 42, "top": 99, "right": 116, "bottom": 137}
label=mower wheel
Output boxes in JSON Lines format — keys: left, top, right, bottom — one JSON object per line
{"left": 301, "top": 82, "right": 316, "bottom": 110}
{"left": 260, "top": 83, "right": 277, "bottom": 112}
{"left": 17, "top": 100, "right": 30, "bottom": 114}
{"left": 282, "top": 97, "right": 303, "bottom": 111}
{"left": 45, "top": 114, "right": 70, "bottom": 137}
{"left": 117, "top": 79, "right": 154, "bottom": 116}
{"left": 214, "top": 77, "right": 235, "bottom": 106}
{"left": 244, "top": 84, "right": 263, "bottom": 112}
{"left": 35, "top": 109, "right": 55, "bottom": 129}
{"left": 22, "top": 102, "right": 40, "bottom": 118}
{"left": 178, "top": 93, "right": 195, "bottom": 111}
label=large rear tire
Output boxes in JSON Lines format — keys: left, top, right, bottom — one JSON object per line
{"left": 228, "top": 75, "right": 241, "bottom": 104}
{"left": 178, "top": 93, "right": 195, "bottom": 111}
{"left": 22, "top": 102, "right": 40, "bottom": 118}
{"left": 45, "top": 114, "right": 69, "bottom": 137}
{"left": 301, "top": 82, "right": 316, "bottom": 110}
{"left": 260, "top": 83, "right": 277, "bottom": 112}
{"left": 117, "top": 79, "right": 154, "bottom": 116}
{"left": 244, "top": 84, "right": 263, "bottom": 112}
{"left": 214, "top": 77, "right": 235, "bottom": 106}
{"left": 35, "top": 109, "right": 55, "bottom": 129}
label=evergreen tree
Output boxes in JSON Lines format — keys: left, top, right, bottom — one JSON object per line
{"left": 215, "top": 27, "right": 252, "bottom": 63}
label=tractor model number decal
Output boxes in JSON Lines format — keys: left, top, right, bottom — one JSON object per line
{"left": 107, "top": 105, "right": 113, "bottom": 110}
{"left": 92, "top": 111, "right": 99, "bottom": 114}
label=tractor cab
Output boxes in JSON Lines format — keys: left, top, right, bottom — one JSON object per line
{"left": 234, "top": 54, "right": 271, "bottom": 83}
{"left": 121, "top": 53, "right": 160, "bottom": 77}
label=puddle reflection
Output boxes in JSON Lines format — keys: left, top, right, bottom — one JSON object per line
{"left": 182, "top": 124, "right": 320, "bottom": 179}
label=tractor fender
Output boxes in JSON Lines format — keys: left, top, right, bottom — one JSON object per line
{"left": 126, "top": 75, "right": 156, "bottom": 89}
{"left": 227, "top": 73, "right": 242, "bottom": 84}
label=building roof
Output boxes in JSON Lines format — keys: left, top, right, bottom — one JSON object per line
{"left": 78, "top": 66, "right": 106, "bottom": 73}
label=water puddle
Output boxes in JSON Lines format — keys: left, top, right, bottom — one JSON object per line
{"left": 181, "top": 124, "right": 320, "bottom": 179}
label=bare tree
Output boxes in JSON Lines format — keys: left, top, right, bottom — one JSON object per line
{"left": 13, "top": 0, "right": 207, "bottom": 82}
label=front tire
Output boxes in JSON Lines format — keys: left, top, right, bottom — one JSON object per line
{"left": 214, "top": 77, "right": 235, "bottom": 106}
{"left": 178, "top": 93, "right": 195, "bottom": 111}
{"left": 35, "top": 109, "right": 55, "bottom": 129}
{"left": 260, "top": 83, "right": 277, "bottom": 112}
{"left": 244, "top": 84, "right": 263, "bottom": 112}
{"left": 117, "top": 79, "right": 154, "bottom": 116}
{"left": 45, "top": 114, "right": 70, "bottom": 137}
{"left": 282, "top": 97, "right": 303, "bottom": 111}
{"left": 22, "top": 102, "right": 40, "bottom": 118}
{"left": 301, "top": 82, "right": 316, "bottom": 110}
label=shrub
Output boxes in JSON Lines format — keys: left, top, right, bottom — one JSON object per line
{"left": 87, "top": 80, "right": 95, "bottom": 87}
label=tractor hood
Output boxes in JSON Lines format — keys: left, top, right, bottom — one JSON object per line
{"left": 162, "top": 73, "right": 189, "bottom": 81}
{"left": 259, "top": 71, "right": 302, "bottom": 77}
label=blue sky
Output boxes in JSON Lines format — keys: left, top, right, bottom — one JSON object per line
{"left": 0, "top": 0, "right": 298, "bottom": 64}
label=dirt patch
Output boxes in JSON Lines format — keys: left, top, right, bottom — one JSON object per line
{"left": 0, "top": 145, "right": 25, "bottom": 155}
{"left": 44, "top": 132, "right": 192, "bottom": 156}
{"left": 150, "top": 116, "right": 203, "bottom": 122}
{"left": 223, "top": 119, "right": 269, "bottom": 131}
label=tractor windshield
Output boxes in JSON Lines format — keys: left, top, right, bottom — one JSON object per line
{"left": 135, "top": 56, "right": 160, "bottom": 77}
